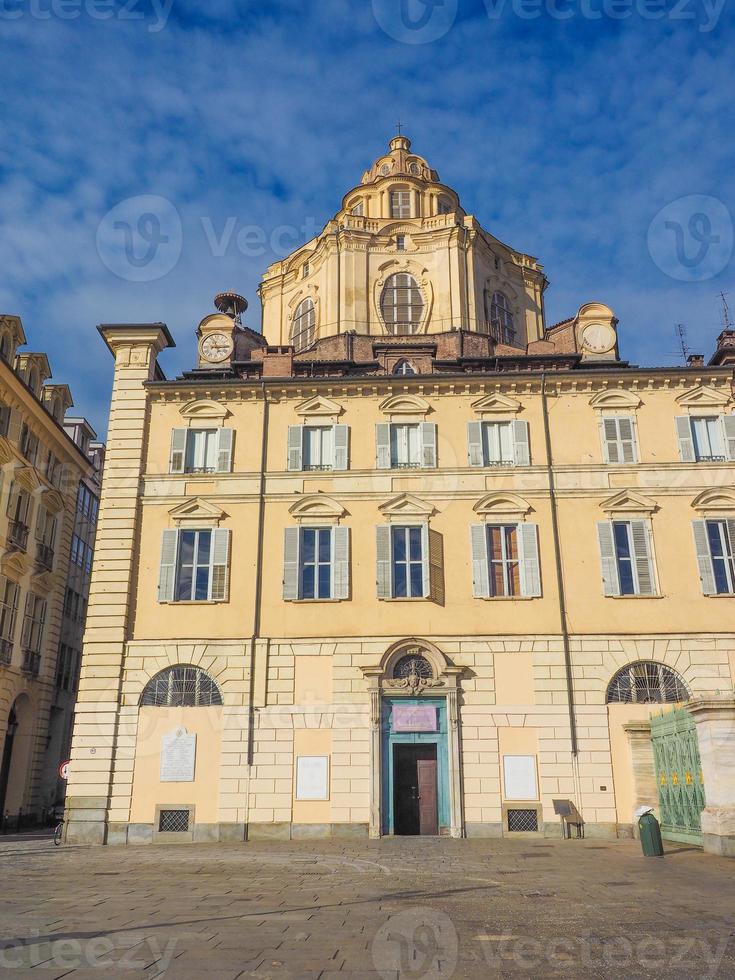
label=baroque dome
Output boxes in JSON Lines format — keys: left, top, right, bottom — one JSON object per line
{"left": 361, "top": 134, "right": 439, "bottom": 185}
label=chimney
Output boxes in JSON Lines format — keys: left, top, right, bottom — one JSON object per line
{"left": 686, "top": 353, "right": 704, "bottom": 368}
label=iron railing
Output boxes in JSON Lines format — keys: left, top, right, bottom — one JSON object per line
{"left": 21, "top": 650, "right": 40, "bottom": 676}
{"left": 0, "top": 638, "right": 12, "bottom": 665}
{"left": 36, "top": 543, "right": 54, "bottom": 570}
{"left": 7, "top": 521, "right": 29, "bottom": 551}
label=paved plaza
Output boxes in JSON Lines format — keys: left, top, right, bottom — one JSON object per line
{"left": 1, "top": 834, "right": 734, "bottom": 978}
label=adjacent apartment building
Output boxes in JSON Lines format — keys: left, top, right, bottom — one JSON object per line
{"left": 0, "top": 315, "right": 102, "bottom": 825}
{"left": 65, "top": 136, "right": 735, "bottom": 853}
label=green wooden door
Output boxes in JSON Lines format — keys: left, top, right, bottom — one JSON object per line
{"left": 651, "top": 707, "right": 705, "bottom": 846}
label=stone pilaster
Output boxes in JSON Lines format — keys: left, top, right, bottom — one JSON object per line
{"left": 623, "top": 720, "right": 657, "bottom": 835}
{"left": 687, "top": 695, "right": 735, "bottom": 857}
{"left": 64, "top": 324, "right": 173, "bottom": 844}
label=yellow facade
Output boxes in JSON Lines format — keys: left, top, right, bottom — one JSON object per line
{"left": 65, "top": 137, "right": 735, "bottom": 846}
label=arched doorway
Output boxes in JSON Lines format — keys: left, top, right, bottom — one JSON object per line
{"left": 0, "top": 695, "right": 34, "bottom": 819}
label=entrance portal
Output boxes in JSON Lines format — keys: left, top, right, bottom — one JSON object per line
{"left": 393, "top": 744, "right": 438, "bottom": 835}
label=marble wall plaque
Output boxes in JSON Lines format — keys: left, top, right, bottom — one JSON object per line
{"left": 296, "top": 756, "right": 329, "bottom": 800}
{"left": 392, "top": 704, "right": 437, "bottom": 732}
{"left": 160, "top": 727, "right": 197, "bottom": 782}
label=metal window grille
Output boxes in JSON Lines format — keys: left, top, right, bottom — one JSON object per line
{"left": 291, "top": 298, "right": 316, "bottom": 352}
{"left": 380, "top": 273, "right": 423, "bottom": 335}
{"left": 393, "top": 652, "right": 433, "bottom": 680}
{"left": 158, "top": 809, "right": 190, "bottom": 833}
{"left": 140, "top": 665, "right": 223, "bottom": 707}
{"left": 606, "top": 662, "right": 689, "bottom": 705}
{"left": 507, "top": 809, "right": 538, "bottom": 832}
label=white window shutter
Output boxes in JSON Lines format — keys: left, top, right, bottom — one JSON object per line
{"left": 512, "top": 419, "right": 530, "bottom": 466}
{"left": 331, "top": 526, "right": 350, "bottom": 599}
{"left": 675, "top": 416, "right": 695, "bottom": 462}
{"left": 169, "top": 429, "right": 187, "bottom": 473}
{"left": 722, "top": 414, "right": 735, "bottom": 461}
{"left": 617, "top": 416, "right": 637, "bottom": 463}
{"left": 517, "top": 522, "right": 541, "bottom": 597}
{"left": 420, "top": 422, "right": 437, "bottom": 468}
{"left": 21, "top": 592, "right": 34, "bottom": 648}
{"left": 35, "top": 505, "right": 47, "bottom": 542}
{"left": 216, "top": 428, "right": 234, "bottom": 473}
{"left": 376, "top": 424, "right": 391, "bottom": 469}
{"left": 597, "top": 521, "right": 620, "bottom": 596}
{"left": 470, "top": 523, "right": 490, "bottom": 598}
{"left": 692, "top": 520, "right": 716, "bottom": 595}
{"left": 283, "top": 527, "right": 300, "bottom": 600}
{"left": 467, "top": 422, "right": 484, "bottom": 467}
{"left": 22, "top": 493, "right": 32, "bottom": 527}
{"left": 601, "top": 417, "right": 619, "bottom": 463}
{"left": 209, "top": 528, "right": 230, "bottom": 601}
{"left": 333, "top": 425, "right": 349, "bottom": 471}
{"left": 629, "top": 520, "right": 655, "bottom": 596}
{"left": 287, "top": 425, "right": 303, "bottom": 472}
{"left": 376, "top": 525, "right": 392, "bottom": 598}
{"left": 158, "top": 529, "right": 178, "bottom": 602}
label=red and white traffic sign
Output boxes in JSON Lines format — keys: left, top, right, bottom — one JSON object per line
{"left": 58, "top": 760, "right": 70, "bottom": 780}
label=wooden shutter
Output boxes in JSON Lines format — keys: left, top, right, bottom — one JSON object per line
{"left": 722, "top": 414, "right": 735, "bottom": 461}
{"left": 420, "top": 422, "right": 437, "bottom": 468}
{"left": 7, "top": 580, "right": 19, "bottom": 638}
{"left": 376, "top": 424, "right": 391, "bottom": 469}
{"left": 287, "top": 425, "right": 303, "bottom": 471}
{"left": 517, "top": 522, "right": 541, "bottom": 597}
{"left": 376, "top": 524, "right": 392, "bottom": 598}
{"left": 209, "top": 528, "right": 230, "bottom": 600}
{"left": 283, "top": 527, "right": 300, "bottom": 600}
{"left": 6, "top": 408, "right": 21, "bottom": 445}
{"left": 470, "top": 523, "right": 490, "bottom": 598}
{"left": 6, "top": 482, "right": 18, "bottom": 519}
{"left": 597, "top": 521, "right": 620, "bottom": 596}
{"left": 427, "top": 527, "right": 444, "bottom": 604}
{"left": 169, "top": 429, "right": 187, "bottom": 473}
{"left": 216, "top": 428, "right": 234, "bottom": 473}
{"left": 675, "top": 416, "right": 695, "bottom": 462}
{"left": 601, "top": 417, "right": 620, "bottom": 463}
{"left": 617, "top": 416, "right": 637, "bottom": 463}
{"left": 467, "top": 422, "right": 484, "bottom": 467}
{"left": 157, "top": 529, "right": 178, "bottom": 602}
{"left": 35, "top": 505, "right": 47, "bottom": 542}
{"left": 20, "top": 592, "right": 34, "bottom": 648}
{"left": 333, "top": 424, "right": 349, "bottom": 471}
{"left": 629, "top": 520, "right": 655, "bottom": 596}
{"left": 331, "top": 526, "right": 350, "bottom": 599}
{"left": 692, "top": 520, "right": 716, "bottom": 596}
{"left": 512, "top": 419, "right": 530, "bottom": 466}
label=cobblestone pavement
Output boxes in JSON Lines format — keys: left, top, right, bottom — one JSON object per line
{"left": 2, "top": 835, "right": 734, "bottom": 978}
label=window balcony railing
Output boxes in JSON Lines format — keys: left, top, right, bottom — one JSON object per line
{"left": 183, "top": 466, "right": 216, "bottom": 474}
{"left": 303, "top": 464, "right": 333, "bottom": 471}
{"left": 695, "top": 455, "right": 727, "bottom": 463}
{"left": 36, "top": 543, "right": 54, "bottom": 570}
{"left": 486, "top": 460, "right": 514, "bottom": 468}
{"left": 7, "top": 521, "right": 29, "bottom": 551}
{"left": 392, "top": 462, "right": 422, "bottom": 469}
{"left": 0, "top": 638, "right": 12, "bottom": 666}
{"left": 21, "top": 650, "right": 40, "bottom": 676}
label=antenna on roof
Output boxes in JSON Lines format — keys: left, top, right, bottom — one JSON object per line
{"left": 719, "top": 291, "right": 732, "bottom": 331}
{"left": 675, "top": 323, "right": 689, "bottom": 365}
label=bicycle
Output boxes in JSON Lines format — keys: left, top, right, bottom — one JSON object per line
{"left": 53, "top": 818, "right": 64, "bottom": 846}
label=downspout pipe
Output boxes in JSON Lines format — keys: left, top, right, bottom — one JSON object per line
{"left": 247, "top": 382, "right": 269, "bottom": 770}
{"left": 541, "top": 373, "right": 578, "bottom": 756}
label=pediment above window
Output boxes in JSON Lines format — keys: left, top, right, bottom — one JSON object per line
{"left": 41, "top": 488, "right": 64, "bottom": 514}
{"left": 588, "top": 389, "right": 642, "bottom": 410}
{"left": 294, "top": 395, "right": 343, "bottom": 419}
{"left": 31, "top": 569, "right": 57, "bottom": 593}
{"left": 379, "top": 492, "right": 436, "bottom": 520}
{"left": 675, "top": 385, "right": 731, "bottom": 409}
{"left": 1, "top": 550, "right": 28, "bottom": 580}
{"left": 168, "top": 497, "right": 227, "bottom": 526}
{"left": 15, "top": 466, "right": 42, "bottom": 493}
{"left": 473, "top": 492, "right": 532, "bottom": 520}
{"left": 288, "top": 494, "right": 347, "bottom": 522}
{"left": 0, "top": 437, "right": 16, "bottom": 467}
{"left": 179, "top": 399, "right": 230, "bottom": 422}
{"left": 471, "top": 393, "right": 522, "bottom": 415}
{"left": 600, "top": 490, "right": 658, "bottom": 515}
{"left": 379, "top": 393, "right": 431, "bottom": 417}
{"left": 691, "top": 488, "right": 735, "bottom": 514}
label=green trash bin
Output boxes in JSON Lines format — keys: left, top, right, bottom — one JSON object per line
{"left": 638, "top": 811, "right": 665, "bottom": 857}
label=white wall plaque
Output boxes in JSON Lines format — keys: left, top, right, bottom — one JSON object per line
{"left": 296, "top": 755, "right": 329, "bottom": 801}
{"left": 160, "top": 727, "right": 197, "bottom": 782}
{"left": 503, "top": 754, "right": 538, "bottom": 800}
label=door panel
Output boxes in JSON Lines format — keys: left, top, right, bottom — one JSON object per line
{"left": 417, "top": 758, "right": 438, "bottom": 835}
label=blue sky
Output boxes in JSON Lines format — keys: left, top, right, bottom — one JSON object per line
{"left": 1, "top": 0, "right": 734, "bottom": 434}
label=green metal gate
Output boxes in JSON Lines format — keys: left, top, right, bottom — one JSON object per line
{"left": 651, "top": 707, "right": 705, "bottom": 846}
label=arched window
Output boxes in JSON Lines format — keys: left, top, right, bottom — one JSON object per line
{"left": 437, "top": 197, "right": 452, "bottom": 215}
{"left": 290, "top": 298, "right": 316, "bottom": 352}
{"left": 393, "top": 652, "right": 434, "bottom": 681}
{"left": 393, "top": 360, "right": 416, "bottom": 376}
{"left": 140, "top": 665, "right": 223, "bottom": 707}
{"left": 350, "top": 201, "right": 364, "bottom": 216}
{"left": 606, "top": 662, "right": 689, "bottom": 704}
{"left": 380, "top": 273, "right": 424, "bottom": 335}
{"left": 489, "top": 291, "right": 514, "bottom": 343}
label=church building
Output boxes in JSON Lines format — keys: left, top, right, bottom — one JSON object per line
{"left": 64, "top": 135, "right": 735, "bottom": 853}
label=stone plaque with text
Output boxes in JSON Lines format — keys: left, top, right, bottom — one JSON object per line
{"left": 160, "top": 727, "right": 197, "bottom": 782}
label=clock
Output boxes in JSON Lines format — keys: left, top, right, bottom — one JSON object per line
{"left": 582, "top": 323, "right": 616, "bottom": 354}
{"left": 200, "top": 332, "right": 233, "bottom": 363}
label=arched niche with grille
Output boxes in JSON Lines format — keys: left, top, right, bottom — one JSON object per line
{"left": 606, "top": 662, "right": 689, "bottom": 705}
{"left": 290, "top": 297, "right": 316, "bottom": 352}
{"left": 140, "top": 665, "right": 223, "bottom": 707}
{"left": 392, "top": 651, "right": 434, "bottom": 681}
{"left": 380, "top": 273, "right": 424, "bottom": 335}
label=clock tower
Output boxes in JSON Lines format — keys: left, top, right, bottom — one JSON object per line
{"left": 195, "top": 292, "right": 247, "bottom": 369}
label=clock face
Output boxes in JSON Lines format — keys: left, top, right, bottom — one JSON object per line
{"left": 582, "top": 323, "right": 615, "bottom": 354}
{"left": 201, "top": 332, "right": 233, "bottom": 363}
